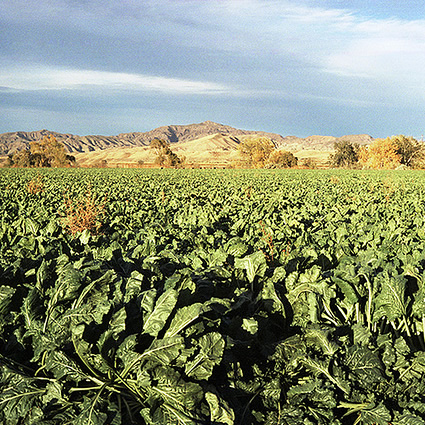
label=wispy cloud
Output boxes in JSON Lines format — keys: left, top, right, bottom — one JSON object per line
{"left": 0, "top": 66, "right": 231, "bottom": 95}
{"left": 1, "top": 0, "right": 425, "bottom": 135}
{"left": 324, "top": 18, "right": 425, "bottom": 86}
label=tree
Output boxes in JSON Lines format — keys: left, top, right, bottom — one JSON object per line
{"left": 329, "top": 141, "right": 359, "bottom": 167}
{"left": 11, "top": 150, "right": 34, "bottom": 167}
{"left": 238, "top": 137, "right": 275, "bottom": 168}
{"left": 267, "top": 150, "right": 298, "bottom": 168}
{"left": 150, "top": 139, "right": 184, "bottom": 168}
{"left": 10, "top": 135, "right": 75, "bottom": 167}
{"left": 391, "top": 135, "right": 425, "bottom": 167}
{"left": 359, "top": 137, "right": 401, "bottom": 169}
{"left": 30, "top": 135, "right": 75, "bottom": 167}
{"left": 301, "top": 158, "right": 318, "bottom": 169}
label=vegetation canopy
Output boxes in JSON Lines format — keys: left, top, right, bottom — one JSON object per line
{"left": 149, "top": 139, "right": 185, "bottom": 168}
{"left": 329, "top": 140, "right": 359, "bottom": 168}
{"left": 6, "top": 135, "right": 75, "bottom": 168}
{"left": 237, "top": 137, "right": 298, "bottom": 168}
{"left": 1, "top": 168, "right": 425, "bottom": 424}
{"left": 330, "top": 135, "right": 425, "bottom": 169}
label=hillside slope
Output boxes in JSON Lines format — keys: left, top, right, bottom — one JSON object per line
{"left": 0, "top": 121, "right": 374, "bottom": 157}
{"left": 0, "top": 121, "right": 288, "bottom": 155}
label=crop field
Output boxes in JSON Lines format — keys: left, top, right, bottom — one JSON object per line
{"left": 2, "top": 167, "right": 425, "bottom": 424}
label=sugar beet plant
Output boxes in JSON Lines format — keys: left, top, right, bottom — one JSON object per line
{"left": 1, "top": 168, "right": 425, "bottom": 424}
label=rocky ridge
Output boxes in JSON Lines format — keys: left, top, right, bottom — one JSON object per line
{"left": 0, "top": 121, "right": 374, "bottom": 156}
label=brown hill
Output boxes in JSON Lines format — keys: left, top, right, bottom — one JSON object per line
{"left": 280, "top": 134, "right": 373, "bottom": 151}
{"left": 0, "top": 121, "right": 375, "bottom": 166}
{"left": 0, "top": 121, "right": 288, "bottom": 155}
{"left": 75, "top": 133, "right": 243, "bottom": 167}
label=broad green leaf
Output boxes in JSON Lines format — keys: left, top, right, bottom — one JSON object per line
{"left": 146, "top": 402, "right": 203, "bottom": 425}
{"left": 124, "top": 271, "right": 145, "bottom": 302}
{"left": 45, "top": 260, "right": 82, "bottom": 332}
{"left": 352, "top": 323, "right": 372, "bottom": 346}
{"left": 150, "top": 366, "right": 203, "bottom": 410}
{"left": 334, "top": 277, "right": 359, "bottom": 304}
{"left": 296, "top": 265, "right": 322, "bottom": 286}
{"left": 270, "top": 266, "right": 286, "bottom": 283}
{"left": 116, "top": 334, "right": 139, "bottom": 373}
{"left": 0, "top": 370, "right": 45, "bottom": 424}
{"left": 143, "top": 289, "right": 178, "bottom": 336}
{"left": 346, "top": 345, "right": 385, "bottom": 385}
{"left": 56, "top": 263, "right": 82, "bottom": 301}
{"left": 360, "top": 403, "right": 391, "bottom": 425}
{"left": 72, "top": 270, "right": 116, "bottom": 311}
{"left": 120, "top": 336, "right": 183, "bottom": 381}
{"left": 234, "top": 251, "right": 267, "bottom": 283}
{"left": 25, "top": 217, "right": 39, "bottom": 235}
{"left": 287, "top": 380, "right": 319, "bottom": 398}
{"left": 21, "top": 287, "right": 43, "bottom": 330}
{"left": 242, "top": 318, "right": 258, "bottom": 334}
{"left": 142, "top": 336, "right": 184, "bottom": 365}
{"left": 374, "top": 271, "right": 407, "bottom": 322}
{"left": 44, "top": 351, "right": 86, "bottom": 382}
{"left": 225, "top": 237, "right": 248, "bottom": 257}
{"left": 301, "top": 357, "right": 350, "bottom": 394}
{"left": 185, "top": 332, "right": 225, "bottom": 380}
{"left": 395, "top": 413, "right": 425, "bottom": 424}
{"left": 205, "top": 392, "right": 235, "bottom": 425}
{"left": 36, "top": 259, "right": 50, "bottom": 289}
{"left": 304, "top": 326, "right": 338, "bottom": 356}
{"left": 109, "top": 307, "right": 127, "bottom": 339}
{"left": 0, "top": 285, "right": 15, "bottom": 317}
{"left": 140, "top": 288, "right": 158, "bottom": 316}
{"left": 208, "top": 248, "right": 228, "bottom": 266}
{"left": 79, "top": 229, "right": 91, "bottom": 245}
{"left": 397, "top": 352, "right": 425, "bottom": 382}
{"left": 164, "top": 303, "right": 203, "bottom": 338}
{"left": 74, "top": 397, "right": 108, "bottom": 425}
{"left": 42, "top": 381, "right": 63, "bottom": 404}
{"left": 412, "top": 285, "right": 425, "bottom": 318}
{"left": 259, "top": 280, "right": 286, "bottom": 316}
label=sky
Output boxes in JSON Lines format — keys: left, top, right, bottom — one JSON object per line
{"left": 1, "top": 0, "right": 424, "bottom": 138}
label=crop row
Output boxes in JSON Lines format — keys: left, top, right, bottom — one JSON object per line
{"left": 1, "top": 168, "right": 425, "bottom": 424}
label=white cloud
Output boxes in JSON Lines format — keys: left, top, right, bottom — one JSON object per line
{"left": 195, "top": 2, "right": 425, "bottom": 78}
{"left": 2, "top": 0, "right": 425, "bottom": 111}
{"left": 0, "top": 66, "right": 231, "bottom": 95}
{"left": 324, "top": 18, "right": 425, "bottom": 86}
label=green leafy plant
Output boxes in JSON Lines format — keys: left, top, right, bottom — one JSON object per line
{"left": 1, "top": 168, "right": 425, "bottom": 424}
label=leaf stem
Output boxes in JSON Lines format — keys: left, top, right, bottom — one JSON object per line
{"left": 0, "top": 389, "right": 46, "bottom": 404}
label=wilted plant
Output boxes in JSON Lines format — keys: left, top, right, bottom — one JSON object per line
{"left": 259, "top": 220, "right": 274, "bottom": 262}
{"left": 27, "top": 174, "right": 44, "bottom": 194}
{"left": 61, "top": 189, "right": 106, "bottom": 235}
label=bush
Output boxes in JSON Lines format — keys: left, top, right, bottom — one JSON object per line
{"left": 329, "top": 140, "right": 359, "bottom": 167}
{"left": 267, "top": 150, "right": 298, "bottom": 168}
{"left": 301, "top": 158, "right": 318, "bottom": 169}
{"left": 238, "top": 137, "right": 275, "bottom": 168}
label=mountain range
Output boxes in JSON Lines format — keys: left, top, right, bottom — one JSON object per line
{"left": 0, "top": 121, "right": 374, "bottom": 166}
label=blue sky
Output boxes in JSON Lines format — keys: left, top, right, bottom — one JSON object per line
{"left": 1, "top": 0, "right": 424, "bottom": 138}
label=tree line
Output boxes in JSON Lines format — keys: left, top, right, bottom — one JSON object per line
{"left": 149, "top": 137, "right": 302, "bottom": 169}
{"left": 4, "top": 133, "right": 423, "bottom": 170}
{"left": 330, "top": 135, "right": 425, "bottom": 169}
